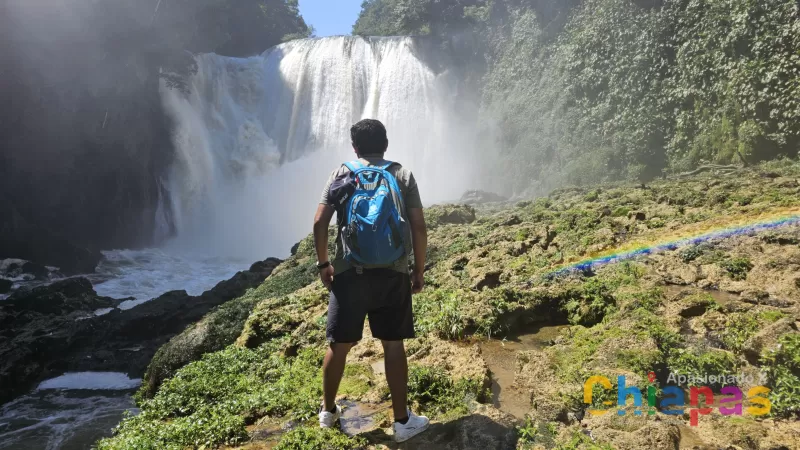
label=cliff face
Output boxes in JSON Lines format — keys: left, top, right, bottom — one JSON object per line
{"left": 0, "top": 0, "right": 311, "bottom": 270}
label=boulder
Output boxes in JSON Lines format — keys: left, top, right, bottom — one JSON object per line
{"left": 460, "top": 190, "right": 509, "bottom": 205}
{"left": 21, "top": 262, "right": 50, "bottom": 280}
{"left": 583, "top": 412, "right": 680, "bottom": 450}
{"left": 5, "top": 277, "right": 113, "bottom": 315}
{"left": 425, "top": 204, "right": 477, "bottom": 228}
{"left": 743, "top": 318, "right": 798, "bottom": 364}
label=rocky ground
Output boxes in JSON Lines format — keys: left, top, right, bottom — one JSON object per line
{"left": 97, "top": 161, "right": 799, "bottom": 450}
{"left": 0, "top": 258, "right": 281, "bottom": 405}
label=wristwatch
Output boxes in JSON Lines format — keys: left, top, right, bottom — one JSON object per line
{"left": 316, "top": 261, "right": 331, "bottom": 270}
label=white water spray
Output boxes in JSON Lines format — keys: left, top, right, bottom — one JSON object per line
{"left": 161, "top": 36, "right": 482, "bottom": 259}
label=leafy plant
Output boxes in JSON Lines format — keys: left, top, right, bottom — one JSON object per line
{"left": 720, "top": 256, "right": 754, "bottom": 281}
{"left": 274, "top": 427, "right": 367, "bottom": 450}
{"left": 761, "top": 333, "right": 800, "bottom": 418}
{"left": 407, "top": 365, "right": 486, "bottom": 419}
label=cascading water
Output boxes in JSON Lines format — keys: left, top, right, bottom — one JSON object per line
{"left": 160, "top": 36, "right": 484, "bottom": 260}
{"left": 0, "top": 36, "right": 488, "bottom": 449}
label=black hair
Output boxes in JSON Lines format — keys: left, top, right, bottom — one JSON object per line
{"left": 350, "top": 119, "right": 388, "bottom": 156}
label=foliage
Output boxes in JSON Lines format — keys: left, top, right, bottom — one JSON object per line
{"left": 720, "top": 256, "right": 754, "bottom": 280}
{"left": 407, "top": 365, "right": 486, "bottom": 419}
{"left": 517, "top": 418, "right": 558, "bottom": 448}
{"left": 100, "top": 344, "right": 324, "bottom": 449}
{"left": 720, "top": 311, "right": 785, "bottom": 353}
{"left": 667, "top": 348, "right": 738, "bottom": 388}
{"left": 274, "top": 427, "right": 367, "bottom": 450}
{"left": 761, "top": 333, "right": 800, "bottom": 418}
{"left": 355, "top": 0, "right": 800, "bottom": 191}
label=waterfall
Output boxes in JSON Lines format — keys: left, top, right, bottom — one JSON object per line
{"left": 159, "top": 36, "right": 483, "bottom": 259}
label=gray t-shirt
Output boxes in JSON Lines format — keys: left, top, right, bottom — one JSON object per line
{"left": 320, "top": 156, "right": 423, "bottom": 275}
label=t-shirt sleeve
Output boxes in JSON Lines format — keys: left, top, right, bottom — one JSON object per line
{"left": 319, "top": 169, "right": 338, "bottom": 205}
{"left": 404, "top": 171, "right": 423, "bottom": 209}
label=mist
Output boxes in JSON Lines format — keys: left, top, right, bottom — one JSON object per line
{"left": 160, "top": 36, "right": 493, "bottom": 260}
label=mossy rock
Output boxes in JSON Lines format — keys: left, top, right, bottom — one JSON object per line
{"left": 425, "top": 204, "right": 477, "bottom": 228}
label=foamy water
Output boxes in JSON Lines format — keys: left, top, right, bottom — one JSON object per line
{"left": 88, "top": 248, "right": 252, "bottom": 309}
{"left": 37, "top": 373, "right": 142, "bottom": 391}
{"left": 0, "top": 375, "right": 139, "bottom": 450}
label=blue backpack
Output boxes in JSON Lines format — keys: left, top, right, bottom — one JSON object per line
{"left": 339, "top": 160, "right": 407, "bottom": 268}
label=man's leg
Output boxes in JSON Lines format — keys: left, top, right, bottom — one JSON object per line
{"left": 382, "top": 340, "right": 409, "bottom": 421}
{"left": 322, "top": 342, "right": 354, "bottom": 412}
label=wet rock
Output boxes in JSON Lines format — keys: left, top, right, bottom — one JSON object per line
{"left": 0, "top": 279, "right": 11, "bottom": 294}
{"left": 742, "top": 318, "right": 798, "bottom": 364}
{"left": 21, "top": 262, "right": 50, "bottom": 280}
{"left": 583, "top": 413, "right": 680, "bottom": 450}
{"left": 514, "top": 350, "right": 575, "bottom": 422}
{"left": 365, "top": 404, "right": 518, "bottom": 450}
{"left": 460, "top": 190, "right": 509, "bottom": 205}
{"left": 5, "top": 277, "right": 113, "bottom": 315}
{"left": 0, "top": 257, "right": 282, "bottom": 406}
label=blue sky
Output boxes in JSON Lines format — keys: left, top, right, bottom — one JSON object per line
{"left": 299, "top": 0, "right": 364, "bottom": 37}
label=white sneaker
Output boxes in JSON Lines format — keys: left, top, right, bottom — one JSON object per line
{"left": 393, "top": 409, "right": 430, "bottom": 442}
{"left": 319, "top": 404, "right": 342, "bottom": 428}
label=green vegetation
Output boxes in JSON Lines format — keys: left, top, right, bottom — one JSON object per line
{"left": 762, "top": 333, "right": 800, "bottom": 418}
{"left": 720, "top": 256, "right": 754, "bottom": 281}
{"left": 407, "top": 365, "right": 487, "bottom": 420}
{"left": 102, "top": 163, "right": 800, "bottom": 448}
{"left": 100, "top": 343, "right": 325, "bottom": 449}
{"left": 141, "top": 232, "right": 326, "bottom": 398}
{"left": 354, "top": 0, "right": 800, "bottom": 191}
{"left": 274, "top": 427, "right": 367, "bottom": 450}
{"left": 720, "top": 311, "right": 786, "bottom": 353}
{"left": 667, "top": 348, "right": 739, "bottom": 389}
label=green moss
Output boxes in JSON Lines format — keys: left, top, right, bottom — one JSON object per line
{"left": 612, "top": 206, "right": 630, "bottom": 217}
{"left": 407, "top": 365, "right": 486, "bottom": 420}
{"left": 761, "top": 333, "right": 800, "bottom": 418}
{"left": 274, "top": 427, "right": 367, "bottom": 450}
{"left": 339, "top": 364, "right": 373, "bottom": 399}
{"left": 103, "top": 344, "right": 325, "bottom": 449}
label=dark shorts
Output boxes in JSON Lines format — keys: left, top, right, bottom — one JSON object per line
{"left": 326, "top": 268, "right": 415, "bottom": 343}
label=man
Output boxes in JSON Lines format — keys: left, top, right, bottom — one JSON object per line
{"left": 313, "top": 119, "right": 429, "bottom": 442}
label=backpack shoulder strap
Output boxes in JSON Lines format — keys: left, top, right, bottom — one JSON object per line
{"left": 343, "top": 160, "right": 364, "bottom": 172}
{"left": 378, "top": 160, "right": 396, "bottom": 171}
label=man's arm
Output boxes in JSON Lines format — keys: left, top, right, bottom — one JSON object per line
{"left": 407, "top": 207, "right": 427, "bottom": 294}
{"left": 313, "top": 204, "right": 335, "bottom": 289}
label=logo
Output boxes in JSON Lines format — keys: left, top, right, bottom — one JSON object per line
{"left": 584, "top": 373, "right": 771, "bottom": 426}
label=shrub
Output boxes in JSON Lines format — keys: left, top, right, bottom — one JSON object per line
{"left": 761, "top": 333, "right": 800, "bottom": 418}
{"left": 720, "top": 256, "right": 754, "bottom": 281}
{"left": 407, "top": 365, "right": 486, "bottom": 419}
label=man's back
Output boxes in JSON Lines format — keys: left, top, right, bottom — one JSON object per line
{"left": 319, "top": 156, "right": 423, "bottom": 275}
{"left": 312, "top": 118, "right": 430, "bottom": 442}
